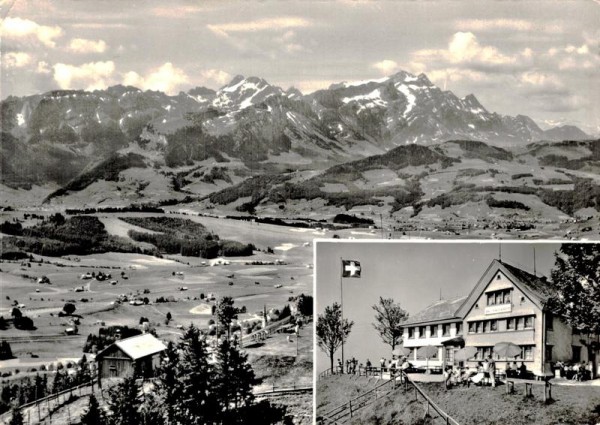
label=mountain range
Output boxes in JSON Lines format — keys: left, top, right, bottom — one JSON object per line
{"left": 0, "top": 70, "right": 597, "bottom": 222}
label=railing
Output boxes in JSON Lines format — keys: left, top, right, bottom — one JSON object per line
{"left": 319, "top": 373, "right": 398, "bottom": 424}
{"left": 318, "top": 368, "right": 333, "bottom": 380}
{"left": 0, "top": 379, "right": 97, "bottom": 425}
{"left": 318, "top": 371, "right": 461, "bottom": 425}
{"left": 254, "top": 384, "right": 312, "bottom": 397}
{"left": 240, "top": 316, "right": 293, "bottom": 345}
{"left": 403, "top": 375, "right": 461, "bottom": 425}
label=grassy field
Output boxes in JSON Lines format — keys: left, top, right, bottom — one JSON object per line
{"left": 0, "top": 214, "right": 314, "bottom": 421}
{"left": 317, "top": 375, "right": 600, "bottom": 425}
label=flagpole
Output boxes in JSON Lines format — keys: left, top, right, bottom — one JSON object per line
{"left": 340, "top": 257, "right": 344, "bottom": 373}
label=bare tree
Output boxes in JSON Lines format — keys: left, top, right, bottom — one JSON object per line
{"left": 372, "top": 297, "right": 408, "bottom": 351}
{"left": 316, "top": 303, "right": 353, "bottom": 373}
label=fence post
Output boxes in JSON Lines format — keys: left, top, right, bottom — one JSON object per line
{"left": 349, "top": 400, "right": 353, "bottom": 418}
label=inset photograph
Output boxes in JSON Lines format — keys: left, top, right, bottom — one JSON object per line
{"left": 315, "top": 241, "right": 600, "bottom": 425}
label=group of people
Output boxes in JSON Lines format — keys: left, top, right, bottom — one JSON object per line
{"left": 505, "top": 361, "right": 531, "bottom": 379}
{"left": 335, "top": 355, "right": 412, "bottom": 376}
{"left": 444, "top": 356, "right": 500, "bottom": 389}
{"left": 337, "top": 357, "right": 359, "bottom": 374}
{"left": 555, "top": 360, "right": 594, "bottom": 381}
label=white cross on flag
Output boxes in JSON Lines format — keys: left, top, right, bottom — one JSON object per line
{"left": 342, "top": 260, "right": 361, "bottom": 278}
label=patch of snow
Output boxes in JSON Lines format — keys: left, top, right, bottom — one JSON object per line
{"left": 165, "top": 105, "right": 172, "bottom": 111}
{"left": 396, "top": 84, "right": 416, "bottom": 117}
{"left": 222, "top": 78, "right": 248, "bottom": 93}
{"left": 468, "top": 124, "right": 475, "bottom": 129}
{"left": 16, "top": 113, "right": 25, "bottom": 126}
{"left": 342, "top": 89, "right": 387, "bottom": 112}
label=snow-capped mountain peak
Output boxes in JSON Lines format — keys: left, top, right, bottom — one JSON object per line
{"left": 213, "top": 75, "right": 284, "bottom": 110}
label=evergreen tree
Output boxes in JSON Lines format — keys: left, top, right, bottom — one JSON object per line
{"left": 139, "top": 391, "right": 164, "bottom": 425}
{"left": 175, "top": 324, "right": 218, "bottom": 425}
{"left": 80, "top": 394, "right": 106, "bottom": 425}
{"left": 547, "top": 243, "right": 600, "bottom": 333}
{"left": 52, "top": 370, "right": 67, "bottom": 393}
{"left": 316, "top": 303, "right": 354, "bottom": 373}
{"left": 215, "top": 296, "right": 238, "bottom": 336}
{"left": 214, "top": 339, "right": 257, "bottom": 420}
{"left": 0, "top": 341, "right": 13, "bottom": 360}
{"left": 9, "top": 407, "right": 23, "bottom": 425}
{"left": 107, "top": 377, "right": 141, "bottom": 425}
{"left": 155, "top": 341, "right": 181, "bottom": 424}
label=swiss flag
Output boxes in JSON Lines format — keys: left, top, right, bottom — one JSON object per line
{"left": 342, "top": 260, "right": 361, "bottom": 278}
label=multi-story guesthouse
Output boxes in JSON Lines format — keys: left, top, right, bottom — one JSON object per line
{"left": 401, "top": 260, "right": 599, "bottom": 378}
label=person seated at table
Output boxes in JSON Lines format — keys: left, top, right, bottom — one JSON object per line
{"left": 576, "top": 362, "right": 586, "bottom": 381}
{"left": 505, "top": 362, "right": 513, "bottom": 378}
{"left": 518, "top": 362, "right": 528, "bottom": 378}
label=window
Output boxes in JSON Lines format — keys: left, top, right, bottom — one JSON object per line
{"left": 442, "top": 324, "right": 450, "bottom": 336}
{"left": 419, "top": 326, "right": 426, "bottom": 338}
{"left": 545, "top": 313, "right": 553, "bottom": 331}
{"left": 516, "top": 317, "right": 523, "bottom": 330}
{"left": 486, "top": 289, "right": 512, "bottom": 306}
{"left": 456, "top": 323, "right": 463, "bottom": 335}
{"left": 476, "top": 322, "right": 483, "bottom": 334}
{"left": 468, "top": 322, "right": 476, "bottom": 334}
{"left": 482, "top": 321, "right": 488, "bottom": 333}
{"left": 431, "top": 325, "right": 438, "bottom": 337}
{"left": 490, "top": 320, "right": 498, "bottom": 332}
{"left": 521, "top": 346, "right": 533, "bottom": 360}
{"left": 524, "top": 316, "right": 534, "bottom": 329}
{"left": 507, "top": 318, "right": 514, "bottom": 330}
{"left": 408, "top": 328, "right": 414, "bottom": 339}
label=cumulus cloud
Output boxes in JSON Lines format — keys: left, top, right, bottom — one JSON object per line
{"left": 68, "top": 38, "right": 107, "bottom": 53}
{"left": 2, "top": 52, "right": 32, "bottom": 68}
{"left": 1, "top": 17, "right": 63, "bottom": 48}
{"left": 122, "top": 62, "right": 189, "bottom": 94}
{"left": 200, "top": 69, "right": 231, "bottom": 86}
{"left": 53, "top": 61, "right": 116, "bottom": 91}
{"left": 372, "top": 60, "right": 399, "bottom": 75}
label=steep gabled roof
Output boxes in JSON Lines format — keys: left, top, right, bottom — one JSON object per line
{"left": 403, "top": 296, "right": 467, "bottom": 326}
{"left": 97, "top": 333, "right": 166, "bottom": 361}
{"left": 456, "top": 259, "right": 554, "bottom": 318}
{"left": 499, "top": 261, "right": 556, "bottom": 304}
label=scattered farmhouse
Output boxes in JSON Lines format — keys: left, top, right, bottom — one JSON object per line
{"left": 402, "top": 259, "right": 600, "bottom": 378}
{"left": 96, "top": 333, "right": 166, "bottom": 381}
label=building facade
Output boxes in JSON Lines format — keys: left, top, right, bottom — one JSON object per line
{"left": 401, "top": 260, "right": 600, "bottom": 377}
{"left": 96, "top": 333, "right": 166, "bottom": 381}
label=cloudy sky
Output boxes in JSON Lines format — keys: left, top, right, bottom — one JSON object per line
{"left": 1, "top": 0, "right": 599, "bottom": 132}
